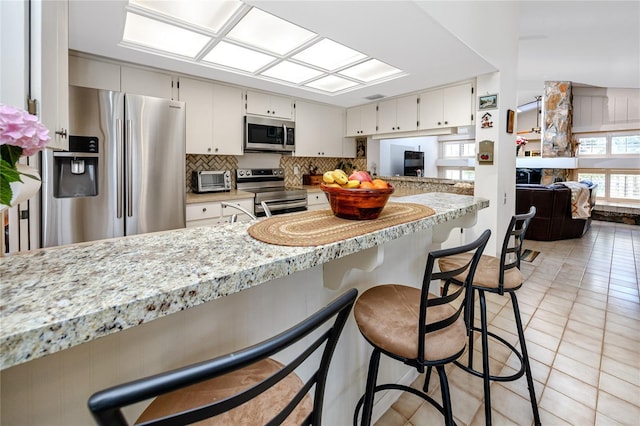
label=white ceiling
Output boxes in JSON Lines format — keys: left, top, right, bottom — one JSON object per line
{"left": 68, "top": 0, "right": 640, "bottom": 109}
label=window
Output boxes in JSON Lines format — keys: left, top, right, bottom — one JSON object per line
{"left": 577, "top": 132, "right": 640, "bottom": 156}
{"left": 578, "top": 169, "right": 640, "bottom": 203}
{"left": 442, "top": 142, "right": 475, "bottom": 158}
{"left": 612, "top": 135, "right": 640, "bottom": 154}
{"left": 578, "top": 137, "right": 606, "bottom": 155}
{"left": 443, "top": 168, "right": 475, "bottom": 181}
{"left": 577, "top": 171, "right": 606, "bottom": 197}
{"left": 610, "top": 173, "right": 640, "bottom": 200}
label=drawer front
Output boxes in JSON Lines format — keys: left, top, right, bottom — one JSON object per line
{"left": 186, "top": 203, "right": 222, "bottom": 221}
{"left": 308, "top": 192, "right": 329, "bottom": 206}
{"left": 220, "top": 199, "right": 254, "bottom": 217}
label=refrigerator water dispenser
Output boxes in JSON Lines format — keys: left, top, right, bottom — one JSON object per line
{"left": 53, "top": 136, "right": 99, "bottom": 198}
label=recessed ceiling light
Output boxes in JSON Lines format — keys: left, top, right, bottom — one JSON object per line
{"left": 202, "top": 41, "right": 276, "bottom": 72}
{"left": 130, "top": 0, "right": 242, "bottom": 33}
{"left": 305, "top": 75, "right": 359, "bottom": 93}
{"left": 261, "top": 61, "right": 323, "bottom": 84}
{"left": 339, "top": 59, "right": 402, "bottom": 82}
{"left": 225, "top": 7, "right": 317, "bottom": 55}
{"left": 293, "top": 38, "right": 367, "bottom": 71}
{"left": 122, "top": 12, "right": 211, "bottom": 58}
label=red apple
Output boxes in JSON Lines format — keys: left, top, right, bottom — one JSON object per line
{"left": 348, "top": 170, "right": 372, "bottom": 183}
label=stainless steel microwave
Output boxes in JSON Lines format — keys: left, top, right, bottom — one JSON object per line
{"left": 192, "top": 170, "right": 231, "bottom": 193}
{"left": 244, "top": 116, "right": 295, "bottom": 153}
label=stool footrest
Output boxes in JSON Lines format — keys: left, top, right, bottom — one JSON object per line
{"left": 354, "top": 383, "right": 455, "bottom": 425}
{"left": 457, "top": 327, "right": 526, "bottom": 382}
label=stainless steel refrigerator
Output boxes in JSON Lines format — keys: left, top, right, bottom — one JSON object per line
{"left": 42, "top": 86, "right": 186, "bottom": 247}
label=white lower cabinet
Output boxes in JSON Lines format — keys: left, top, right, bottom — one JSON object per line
{"left": 307, "top": 191, "right": 329, "bottom": 211}
{"left": 186, "top": 199, "right": 254, "bottom": 227}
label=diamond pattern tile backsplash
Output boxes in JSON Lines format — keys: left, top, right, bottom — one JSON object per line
{"left": 186, "top": 155, "right": 366, "bottom": 191}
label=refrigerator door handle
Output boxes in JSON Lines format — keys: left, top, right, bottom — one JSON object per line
{"left": 126, "top": 119, "right": 133, "bottom": 218}
{"left": 116, "top": 119, "right": 124, "bottom": 219}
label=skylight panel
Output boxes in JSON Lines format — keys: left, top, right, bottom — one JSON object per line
{"left": 261, "top": 61, "right": 324, "bottom": 84}
{"left": 122, "top": 12, "right": 211, "bottom": 58}
{"left": 202, "top": 41, "right": 276, "bottom": 72}
{"left": 225, "top": 8, "right": 317, "bottom": 55}
{"left": 130, "top": 0, "right": 242, "bottom": 32}
{"left": 339, "top": 59, "right": 402, "bottom": 82}
{"left": 305, "top": 75, "right": 359, "bottom": 93}
{"left": 293, "top": 38, "right": 367, "bottom": 71}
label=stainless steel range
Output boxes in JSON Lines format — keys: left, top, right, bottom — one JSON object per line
{"left": 236, "top": 168, "right": 307, "bottom": 217}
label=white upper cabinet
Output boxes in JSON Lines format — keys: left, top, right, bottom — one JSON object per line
{"left": 211, "top": 84, "right": 243, "bottom": 155}
{"left": 295, "top": 101, "right": 347, "bottom": 157}
{"left": 377, "top": 95, "right": 418, "bottom": 134}
{"left": 69, "top": 55, "right": 120, "bottom": 91}
{"left": 36, "top": 0, "right": 69, "bottom": 150}
{"left": 245, "top": 90, "right": 293, "bottom": 120}
{"left": 179, "top": 77, "right": 243, "bottom": 155}
{"left": 418, "top": 82, "right": 473, "bottom": 130}
{"left": 121, "top": 66, "right": 173, "bottom": 99}
{"left": 345, "top": 104, "right": 377, "bottom": 137}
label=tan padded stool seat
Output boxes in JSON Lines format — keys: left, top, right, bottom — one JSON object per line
{"left": 354, "top": 285, "right": 467, "bottom": 362}
{"left": 136, "top": 358, "right": 312, "bottom": 425}
{"left": 439, "top": 253, "right": 523, "bottom": 290}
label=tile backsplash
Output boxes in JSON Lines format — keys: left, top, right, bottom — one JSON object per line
{"left": 186, "top": 155, "right": 239, "bottom": 191}
{"left": 186, "top": 155, "right": 366, "bottom": 191}
{"left": 280, "top": 156, "right": 367, "bottom": 187}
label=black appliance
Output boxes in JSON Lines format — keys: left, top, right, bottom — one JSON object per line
{"left": 516, "top": 168, "right": 542, "bottom": 185}
{"left": 404, "top": 150, "right": 424, "bottom": 176}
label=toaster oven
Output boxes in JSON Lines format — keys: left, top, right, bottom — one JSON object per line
{"left": 192, "top": 170, "right": 231, "bottom": 193}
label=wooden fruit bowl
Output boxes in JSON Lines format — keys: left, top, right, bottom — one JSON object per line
{"left": 320, "top": 183, "right": 395, "bottom": 220}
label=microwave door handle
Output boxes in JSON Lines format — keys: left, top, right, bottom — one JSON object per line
{"left": 283, "top": 124, "right": 287, "bottom": 148}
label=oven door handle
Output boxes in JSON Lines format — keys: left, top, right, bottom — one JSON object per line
{"left": 259, "top": 199, "right": 307, "bottom": 211}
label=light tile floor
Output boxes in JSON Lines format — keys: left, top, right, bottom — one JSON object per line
{"left": 375, "top": 220, "right": 639, "bottom": 426}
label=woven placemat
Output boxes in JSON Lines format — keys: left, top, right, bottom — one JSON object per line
{"left": 248, "top": 202, "right": 435, "bottom": 246}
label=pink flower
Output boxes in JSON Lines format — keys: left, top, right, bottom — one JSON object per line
{"left": 516, "top": 136, "right": 528, "bottom": 146}
{"left": 1, "top": 104, "right": 50, "bottom": 156}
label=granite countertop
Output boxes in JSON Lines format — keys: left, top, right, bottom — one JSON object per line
{"left": 0, "top": 193, "right": 488, "bottom": 370}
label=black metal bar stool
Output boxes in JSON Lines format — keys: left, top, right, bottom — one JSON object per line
{"left": 353, "top": 230, "right": 491, "bottom": 426}
{"left": 88, "top": 289, "right": 357, "bottom": 426}
{"left": 438, "top": 206, "right": 540, "bottom": 425}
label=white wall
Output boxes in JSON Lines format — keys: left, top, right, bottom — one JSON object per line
{"left": 377, "top": 136, "right": 438, "bottom": 177}
{"left": 420, "top": 2, "right": 520, "bottom": 256}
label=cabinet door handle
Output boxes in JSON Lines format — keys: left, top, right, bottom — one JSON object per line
{"left": 202, "top": 208, "right": 207, "bottom": 212}
{"left": 55, "top": 128, "right": 67, "bottom": 138}
{"left": 444, "top": 121, "right": 448, "bottom": 125}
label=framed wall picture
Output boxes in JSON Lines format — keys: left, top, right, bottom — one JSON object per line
{"left": 478, "top": 94, "right": 498, "bottom": 110}
{"left": 506, "top": 109, "right": 515, "bottom": 133}
{"left": 356, "top": 137, "right": 366, "bottom": 158}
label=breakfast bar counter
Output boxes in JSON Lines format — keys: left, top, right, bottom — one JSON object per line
{"left": 1, "top": 192, "right": 488, "bottom": 425}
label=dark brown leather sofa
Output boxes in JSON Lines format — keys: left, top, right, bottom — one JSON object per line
{"left": 515, "top": 183, "right": 597, "bottom": 241}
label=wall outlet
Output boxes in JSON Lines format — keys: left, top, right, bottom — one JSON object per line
{"left": 294, "top": 166, "right": 299, "bottom": 175}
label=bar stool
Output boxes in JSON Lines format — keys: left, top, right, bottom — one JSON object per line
{"left": 88, "top": 288, "right": 357, "bottom": 426}
{"left": 438, "top": 206, "right": 540, "bottom": 425}
{"left": 353, "top": 230, "right": 491, "bottom": 426}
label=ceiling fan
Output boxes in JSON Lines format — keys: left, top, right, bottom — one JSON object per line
{"left": 517, "top": 96, "right": 542, "bottom": 135}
